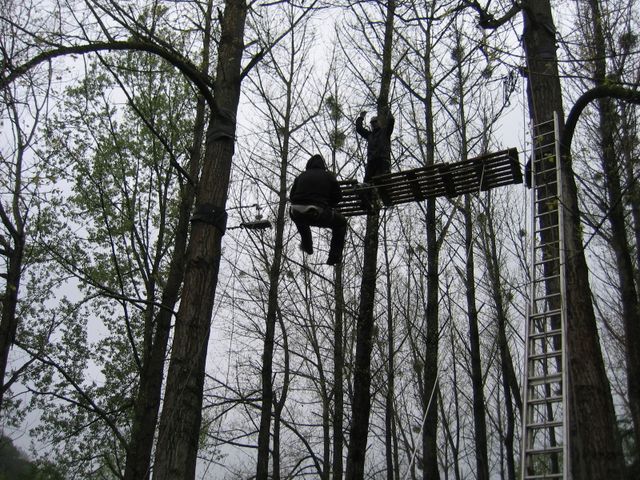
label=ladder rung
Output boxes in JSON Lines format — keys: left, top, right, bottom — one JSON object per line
{"left": 533, "top": 169, "right": 558, "bottom": 176}
{"left": 532, "top": 188, "right": 558, "bottom": 197}
{"left": 528, "top": 329, "right": 562, "bottom": 341}
{"left": 533, "top": 180, "right": 558, "bottom": 189}
{"left": 533, "top": 268, "right": 561, "bottom": 278}
{"left": 533, "top": 167, "right": 557, "bottom": 176}
{"left": 529, "top": 309, "right": 562, "bottom": 319}
{"left": 525, "top": 395, "right": 563, "bottom": 405}
{"left": 533, "top": 292, "right": 561, "bottom": 302}
{"left": 529, "top": 314, "right": 562, "bottom": 324}
{"left": 535, "top": 199, "right": 559, "bottom": 208}
{"left": 533, "top": 259, "right": 560, "bottom": 268}
{"left": 526, "top": 420, "right": 563, "bottom": 429}
{"left": 524, "top": 474, "right": 563, "bottom": 480}
{"left": 535, "top": 202, "right": 559, "bottom": 213}
{"left": 534, "top": 224, "right": 560, "bottom": 234}
{"left": 528, "top": 351, "right": 562, "bottom": 361}
{"left": 534, "top": 193, "right": 559, "bottom": 203}
{"left": 533, "top": 288, "right": 561, "bottom": 296}
{"left": 533, "top": 274, "right": 561, "bottom": 284}
{"left": 533, "top": 239, "right": 560, "bottom": 247}
{"left": 525, "top": 445, "right": 564, "bottom": 455}
{"left": 527, "top": 373, "right": 562, "bottom": 385}
{"left": 533, "top": 154, "right": 556, "bottom": 160}
{"left": 533, "top": 136, "right": 556, "bottom": 144}
{"left": 530, "top": 320, "right": 562, "bottom": 331}
{"left": 533, "top": 173, "right": 558, "bottom": 181}
{"left": 534, "top": 145, "right": 556, "bottom": 155}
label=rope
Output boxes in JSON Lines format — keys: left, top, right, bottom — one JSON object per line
{"left": 402, "top": 369, "right": 440, "bottom": 479}
{"left": 200, "top": 241, "right": 245, "bottom": 477}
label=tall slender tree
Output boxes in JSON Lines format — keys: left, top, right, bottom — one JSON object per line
{"left": 582, "top": 0, "right": 640, "bottom": 456}
{"left": 477, "top": 192, "right": 521, "bottom": 480}
{"left": 346, "top": 1, "right": 396, "bottom": 478}
{"left": 521, "top": 1, "right": 625, "bottom": 477}
{"left": 249, "top": 5, "right": 320, "bottom": 477}
{"left": 153, "top": 2, "right": 249, "bottom": 478}
{"left": 463, "top": 1, "right": 626, "bottom": 476}
{"left": 450, "top": 24, "right": 491, "bottom": 480}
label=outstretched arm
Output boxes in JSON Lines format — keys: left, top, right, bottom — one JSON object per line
{"left": 355, "top": 113, "right": 370, "bottom": 139}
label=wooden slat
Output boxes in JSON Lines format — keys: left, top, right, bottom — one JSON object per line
{"left": 336, "top": 148, "right": 521, "bottom": 216}
{"left": 337, "top": 180, "right": 376, "bottom": 217}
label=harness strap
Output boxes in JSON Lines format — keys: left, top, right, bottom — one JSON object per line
{"left": 290, "top": 204, "right": 323, "bottom": 216}
{"left": 191, "top": 203, "right": 228, "bottom": 233}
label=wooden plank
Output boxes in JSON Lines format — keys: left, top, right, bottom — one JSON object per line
{"left": 374, "top": 163, "right": 451, "bottom": 204}
{"left": 337, "top": 180, "right": 377, "bottom": 217}
{"left": 335, "top": 148, "right": 522, "bottom": 216}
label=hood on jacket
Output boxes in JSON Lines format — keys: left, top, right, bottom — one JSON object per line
{"left": 306, "top": 154, "right": 326, "bottom": 170}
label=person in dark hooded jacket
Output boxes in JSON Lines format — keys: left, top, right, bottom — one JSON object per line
{"left": 355, "top": 109, "right": 395, "bottom": 182}
{"left": 289, "top": 154, "right": 347, "bottom": 266}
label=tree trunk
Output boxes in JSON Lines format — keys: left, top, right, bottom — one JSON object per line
{"left": 272, "top": 311, "right": 290, "bottom": 480}
{"left": 333, "top": 263, "right": 345, "bottom": 480}
{"left": 0, "top": 232, "right": 23, "bottom": 412}
{"left": 123, "top": 93, "right": 204, "bottom": 480}
{"left": 421, "top": 69, "right": 440, "bottom": 480}
{"left": 521, "top": 1, "right": 625, "bottom": 478}
{"left": 153, "top": 2, "right": 247, "bottom": 479}
{"left": 346, "top": 210, "right": 381, "bottom": 480}
{"left": 414, "top": 6, "right": 440, "bottom": 479}
{"left": 479, "top": 195, "right": 519, "bottom": 480}
{"left": 0, "top": 91, "right": 26, "bottom": 413}
{"left": 586, "top": 0, "right": 640, "bottom": 452}
{"left": 462, "top": 194, "right": 490, "bottom": 480}
{"left": 346, "top": 2, "right": 395, "bottom": 478}
{"left": 122, "top": 8, "right": 212, "bottom": 474}
{"left": 382, "top": 221, "right": 397, "bottom": 480}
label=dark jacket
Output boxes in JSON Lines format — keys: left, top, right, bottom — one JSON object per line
{"left": 290, "top": 156, "right": 342, "bottom": 209}
{"left": 356, "top": 114, "right": 395, "bottom": 163}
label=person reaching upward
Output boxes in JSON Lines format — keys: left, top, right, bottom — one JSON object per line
{"left": 355, "top": 109, "right": 395, "bottom": 182}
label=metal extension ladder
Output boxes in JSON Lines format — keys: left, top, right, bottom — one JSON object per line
{"left": 521, "top": 114, "right": 570, "bottom": 480}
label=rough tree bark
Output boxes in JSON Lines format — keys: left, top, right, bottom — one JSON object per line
{"left": 123, "top": 94, "right": 205, "bottom": 480}
{"left": 122, "top": 4, "right": 214, "bottom": 478}
{"left": 461, "top": 193, "right": 490, "bottom": 480}
{"left": 345, "top": 2, "right": 395, "bottom": 478}
{"left": 421, "top": 23, "right": 441, "bottom": 480}
{"left": 153, "top": 2, "right": 248, "bottom": 479}
{"left": 520, "top": 1, "right": 625, "bottom": 478}
{"left": 0, "top": 189, "right": 24, "bottom": 413}
{"left": 585, "top": 0, "right": 640, "bottom": 453}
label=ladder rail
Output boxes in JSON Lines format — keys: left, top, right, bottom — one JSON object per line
{"left": 521, "top": 114, "right": 570, "bottom": 480}
{"left": 555, "top": 112, "right": 571, "bottom": 480}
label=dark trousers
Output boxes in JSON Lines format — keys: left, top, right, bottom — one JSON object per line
{"left": 290, "top": 206, "right": 347, "bottom": 261}
{"left": 364, "top": 158, "right": 390, "bottom": 182}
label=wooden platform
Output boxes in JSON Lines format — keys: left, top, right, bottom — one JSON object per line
{"left": 337, "top": 148, "right": 522, "bottom": 217}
